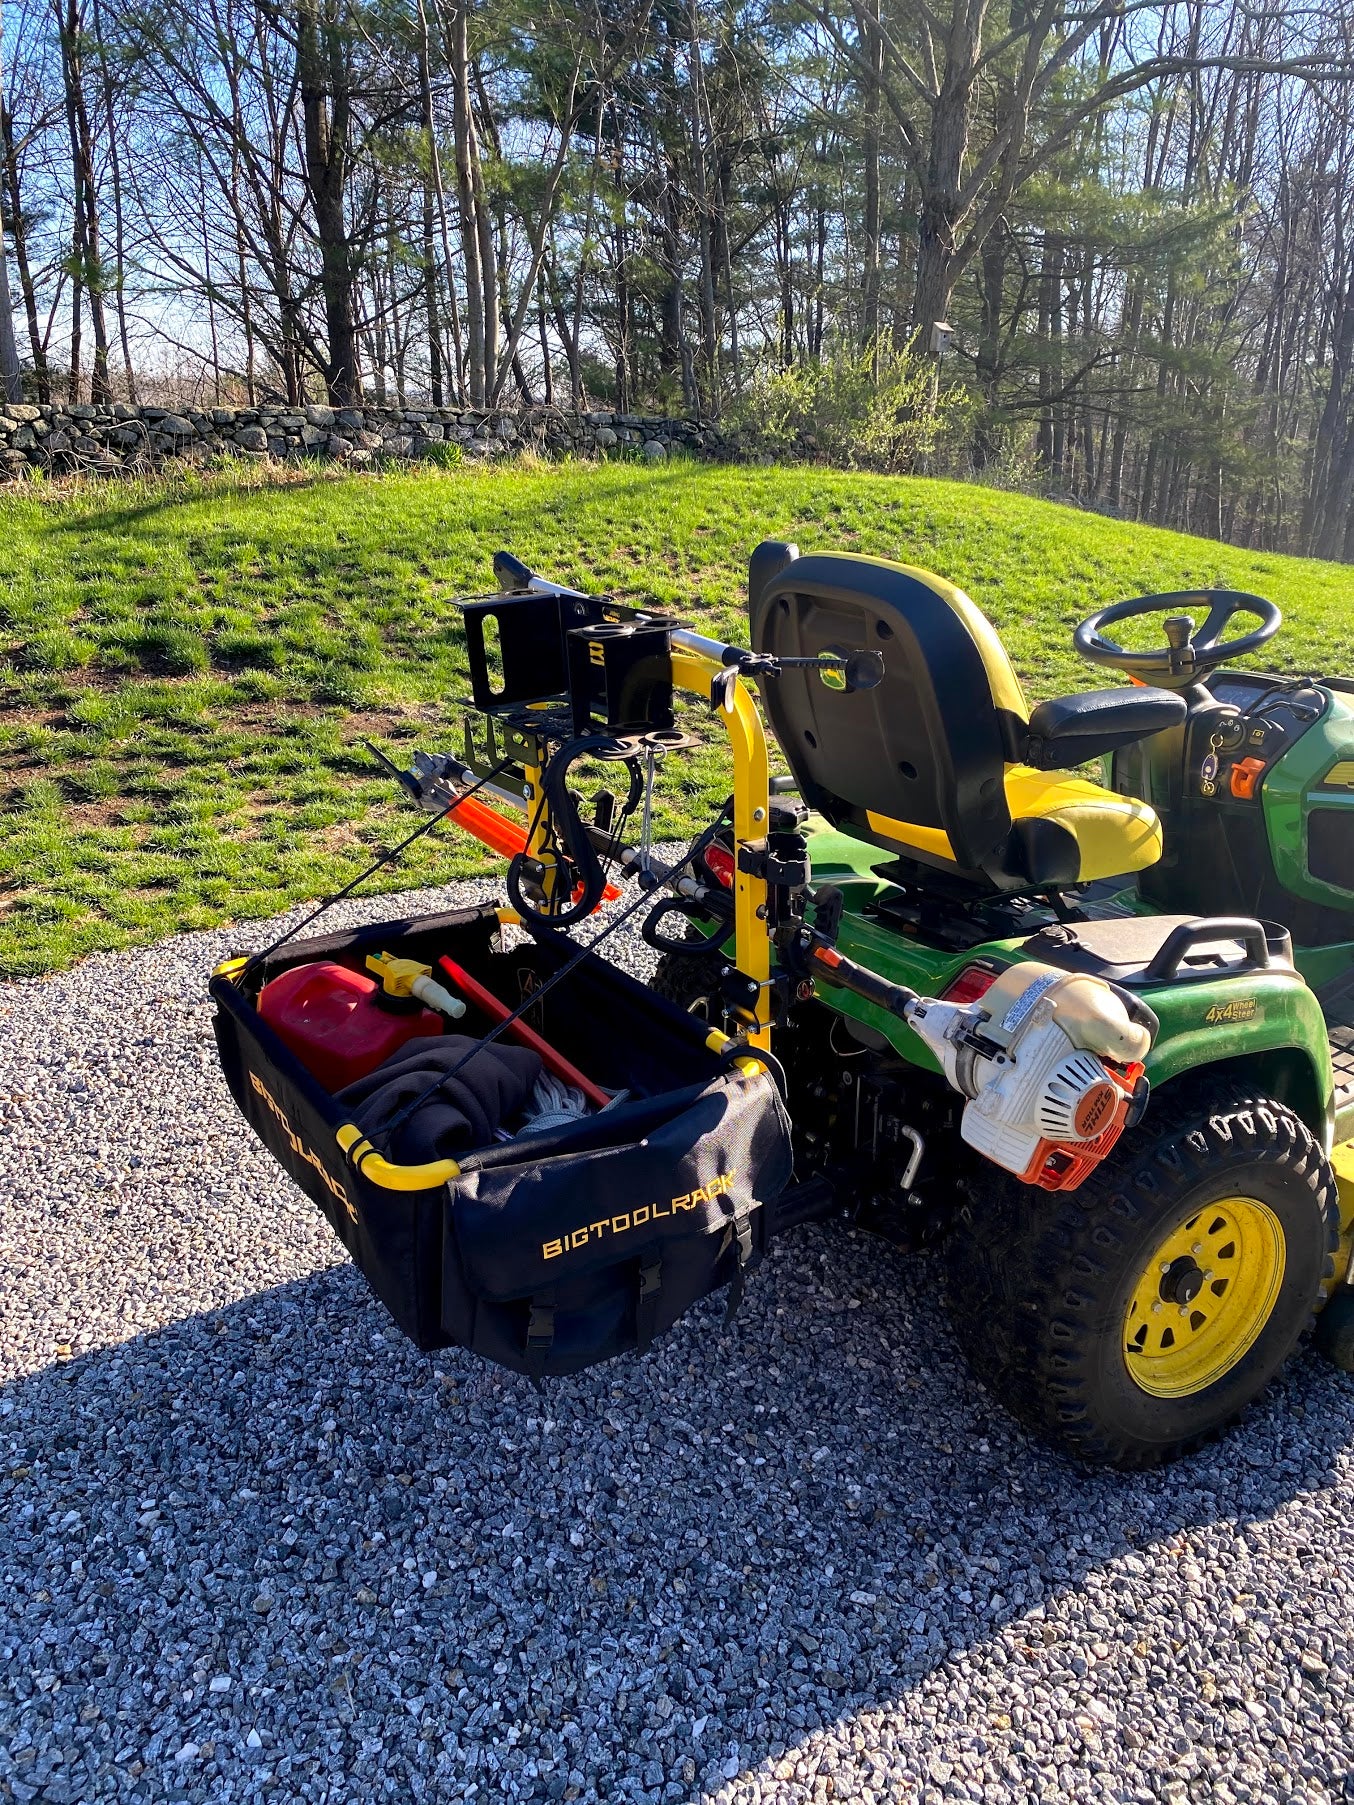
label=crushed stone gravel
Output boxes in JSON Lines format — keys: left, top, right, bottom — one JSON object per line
{"left": 4, "top": 877, "right": 1354, "bottom": 1804}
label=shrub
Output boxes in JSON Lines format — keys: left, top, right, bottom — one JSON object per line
{"left": 419, "top": 441, "right": 464, "bottom": 470}
{"left": 727, "top": 342, "right": 971, "bottom": 474}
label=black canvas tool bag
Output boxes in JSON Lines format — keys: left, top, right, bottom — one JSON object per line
{"left": 210, "top": 904, "right": 794, "bottom": 1377}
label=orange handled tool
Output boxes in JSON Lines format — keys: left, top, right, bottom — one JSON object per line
{"left": 436, "top": 955, "right": 612, "bottom": 1110}
{"left": 446, "top": 791, "right": 535, "bottom": 862}
{"left": 445, "top": 793, "right": 621, "bottom": 905}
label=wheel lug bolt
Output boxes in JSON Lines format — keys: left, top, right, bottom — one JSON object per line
{"left": 1152, "top": 1301, "right": 1163, "bottom": 1314}
{"left": 1204, "top": 1270, "right": 1214, "bottom": 1281}
{"left": 1179, "top": 1306, "right": 1189, "bottom": 1317}
{"left": 1191, "top": 1243, "right": 1203, "bottom": 1255}
{"left": 1160, "top": 1261, "right": 1172, "bottom": 1274}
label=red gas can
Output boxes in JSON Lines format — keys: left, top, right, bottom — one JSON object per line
{"left": 257, "top": 961, "right": 444, "bottom": 1092}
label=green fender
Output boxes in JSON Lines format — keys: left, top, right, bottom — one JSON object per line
{"left": 1133, "top": 968, "right": 1333, "bottom": 1146}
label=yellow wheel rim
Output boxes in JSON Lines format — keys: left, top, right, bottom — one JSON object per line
{"left": 1123, "top": 1196, "right": 1286, "bottom": 1398}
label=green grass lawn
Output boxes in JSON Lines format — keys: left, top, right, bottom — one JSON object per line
{"left": 4, "top": 456, "right": 1354, "bottom": 977}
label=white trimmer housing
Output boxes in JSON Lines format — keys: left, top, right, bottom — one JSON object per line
{"left": 905, "top": 963, "right": 1153, "bottom": 1189}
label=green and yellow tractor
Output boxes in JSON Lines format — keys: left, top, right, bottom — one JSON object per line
{"left": 213, "top": 543, "right": 1354, "bottom": 1468}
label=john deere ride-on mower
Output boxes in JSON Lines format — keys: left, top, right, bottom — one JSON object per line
{"left": 211, "top": 545, "right": 1354, "bottom": 1468}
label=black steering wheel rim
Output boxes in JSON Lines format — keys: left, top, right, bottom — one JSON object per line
{"left": 1073, "top": 589, "right": 1281, "bottom": 688}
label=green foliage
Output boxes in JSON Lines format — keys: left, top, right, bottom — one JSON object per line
{"left": 212, "top": 628, "right": 282, "bottom": 670}
{"left": 19, "top": 628, "right": 97, "bottom": 673}
{"left": 3, "top": 459, "right": 1354, "bottom": 976}
{"left": 417, "top": 441, "right": 465, "bottom": 471}
{"left": 728, "top": 344, "right": 972, "bottom": 474}
{"left": 125, "top": 623, "right": 210, "bottom": 675}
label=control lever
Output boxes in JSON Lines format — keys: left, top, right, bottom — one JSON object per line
{"left": 1164, "top": 614, "right": 1195, "bottom": 678}
{"left": 709, "top": 649, "right": 884, "bottom": 713}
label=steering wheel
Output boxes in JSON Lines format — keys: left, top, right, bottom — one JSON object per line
{"left": 1073, "top": 590, "right": 1281, "bottom": 689}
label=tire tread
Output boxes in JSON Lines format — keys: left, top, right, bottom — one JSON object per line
{"left": 945, "top": 1082, "right": 1340, "bottom": 1468}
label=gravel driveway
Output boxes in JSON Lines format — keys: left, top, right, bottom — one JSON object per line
{"left": 3, "top": 879, "right": 1354, "bottom": 1805}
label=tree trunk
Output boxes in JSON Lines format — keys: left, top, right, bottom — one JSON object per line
{"left": 0, "top": 202, "right": 19, "bottom": 402}
{"left": 417, "top": 32, "right": 443, "bottom": 406}
{"left": 603, "top": 105, "right": 630, "bottom": 409}
{"left": 1309, "top": 268, "right": 1354, "bottom": 559}
{"left": 910, "top": 19, "right": 979, "bottom": 350}
{"left": 297, "top": 0, "right": 359, "bottom": 405}
{"left": 448, "top": 0, "right": 486, "bottom": 404}
{"left": 812, "top": 175, "right": 825, "bottom": 360}
{"left": 717, "top": 153, "right": 740, "bottom": 390}
{"left": 0, "top": 1, "right": 16, "bottom": 401}
{"left": 687, "top": 0, "right": 717, "bottom": 410}
{"left": 775, "top": 196, "right": 793, "bottom": 367}
{"left": 422, "top": 177, "right": 443, "bottom": 405}
{"left": 538, "top": 267, "right": 553, "bottom": 406}
{"left": 544, "top": 243, "right": 582, "bottom": 406}
{"left": 1107, "top": 275, "right": 1144, "bottom": 507}
{"left": 860, "top": 1, "right": 883, "bottom": 360}
{"left": 90, "top": 0, "right": 136, "bottom": 399}
{"left": 614, "top": 200, "right": 631, "bottom": 412}
{"left": 471, "top": 57, "right": 498, "bottom": 395}
{"left": 1, "top": 98, "right": 48, "bottom": 400}
{"left": 57, "top": 0, "right": 111, "bottom": 402}
{"left": 972, "top": 225, "right": 1005, "bottom": 467}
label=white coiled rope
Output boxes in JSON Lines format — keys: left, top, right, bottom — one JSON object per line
{"left": 516, "top": 1071, "right": 592, "bottom": 1136}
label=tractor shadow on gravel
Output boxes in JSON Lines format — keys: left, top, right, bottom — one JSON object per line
{"left": 5, "top": 1223, "right": 1354, "bottom": 1799}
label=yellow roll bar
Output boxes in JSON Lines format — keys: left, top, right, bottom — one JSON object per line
{"left": 669, "top": 643, "right": 772, "bottom": 1052}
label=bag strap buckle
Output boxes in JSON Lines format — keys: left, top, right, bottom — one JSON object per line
{"left": 721, "top": 1204, "right": 757, "bottom": 1327}
{"left": 525, "top": 1296, "right": 556, "bottom": 1386}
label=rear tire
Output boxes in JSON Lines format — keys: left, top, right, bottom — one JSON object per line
{"left": 651, "top": 934, "right": 726, "bottom": 1023}
{"left": 944, "top": 1084, "right": 1339, "bottom": 1468}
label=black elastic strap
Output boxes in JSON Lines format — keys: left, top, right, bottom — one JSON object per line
{"left": 241, "top": 756, "right": 512, "bottom": 982}
{"left": 641, "top": 895, "right": 732, "bottom": 954}
{"left": 506, "top": 735, "right": 644, "bottom": 929}
{"left": 635, "top": 1254, "right": 663, "bottom": 1354}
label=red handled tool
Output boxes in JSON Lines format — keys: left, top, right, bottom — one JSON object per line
{"left": 436, "top": 955, "right": 612, "bottom": 1109}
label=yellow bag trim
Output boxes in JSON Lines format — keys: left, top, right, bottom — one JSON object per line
{"left": 336, "top": 1122, "right": 461, "bottom": 1189}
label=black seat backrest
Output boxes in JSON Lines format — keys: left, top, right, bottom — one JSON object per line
{"left": 750, "top": 546, "right": 1029, "bottom": 874}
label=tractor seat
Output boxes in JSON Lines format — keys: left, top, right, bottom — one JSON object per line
{"left": 748, "top": 546, "right": 1186, "bottom": 894}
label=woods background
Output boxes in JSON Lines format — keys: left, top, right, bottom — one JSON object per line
{"left": 4, "top": 0, "right": 1354, "bottom": 556}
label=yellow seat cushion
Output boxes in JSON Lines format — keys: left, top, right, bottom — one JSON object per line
{"left": 866, "top": 765, "right": 1163, "bottom": 883}
{"left": 1004, "top": 767, "right": 1163, "bottom": 880}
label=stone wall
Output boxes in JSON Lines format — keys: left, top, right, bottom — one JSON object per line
{"left": 0, "top": 402, "right": 725, "bottom": 479}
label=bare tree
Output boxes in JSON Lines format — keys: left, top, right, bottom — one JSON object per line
{"left": 0, "top": 202, "right": 19, "bottom": 400}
